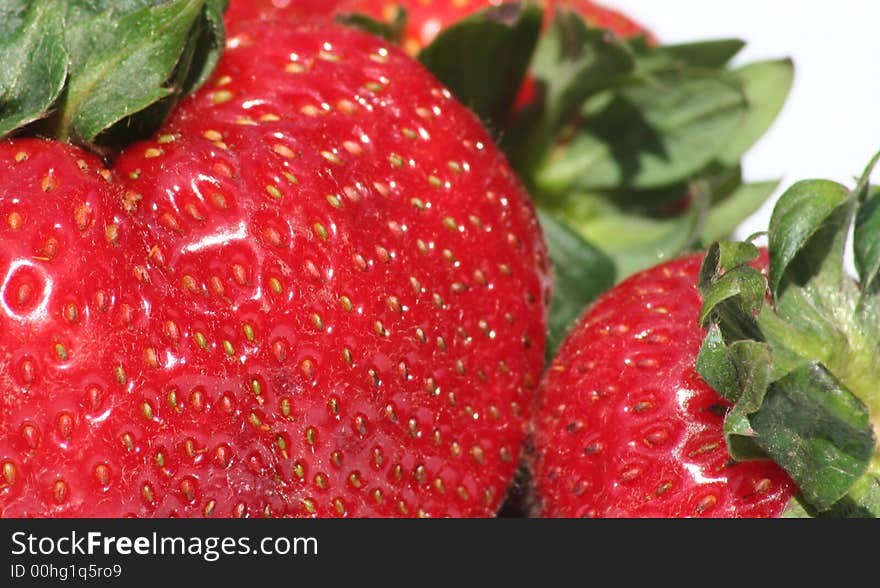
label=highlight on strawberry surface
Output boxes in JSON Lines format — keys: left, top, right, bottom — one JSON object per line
{"left": 0, "top": 0, "right": 801, "bottom": 518}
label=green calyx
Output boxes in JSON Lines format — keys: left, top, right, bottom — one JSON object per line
{"left": 0, "top": 0, "right": 227, "bottom": 155}
{"left": 697, "top": 153, "right": 880, "bottom": 517}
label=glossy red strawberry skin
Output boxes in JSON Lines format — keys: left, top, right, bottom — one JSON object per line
{"left": 111, "top": 22, "right": 551, "bottom": 517}
{"left": 532, "top": 255, "right": 796, "bottom": 518}
{"left": 0, "top": 140, "right": 150, "bottom": 516}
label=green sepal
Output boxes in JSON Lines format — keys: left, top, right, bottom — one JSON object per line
{"left": 418, "top": 2, "right": 543, "bottom": 136}
{"left": 0, "top": 0, "right": 68, "bottom": 137}
{"left": 715, "top": 59, "right": 794, "bottom": 167}
{"left": 855, "top": 185, "right": 880, "bottom": 297}
{"left": 752, "top": 362, "right": 874, "bottom": 512}
{"left": 697, "top": 241, "right": 765, "bottom": 339}
{"left": 538, "top": 210, "right": 616, "bottom": 360}
{"left": 697, "top": 166, "right": 880, "bottom": 516}
{"left": 335, "top": 8, "right": 408, "bottom": 44}
{"left": 1, "top": 0, "right": 227, "bottom": 153}
{"left": 695, "top": 324, "right": 739, "bottom": 401}
{"left": 531, "top": 73, "right": 748, "bottom": 193}
{"left": 547, "top": 183, "right": 706, "bottom": 280}
{"left": 851, "top": 152, "right": 880, "bottom": 297}
{"left": 767, "top": 179, "right": 853, "bottom": 298}
{"left": 721, "top": 340, "right": 775, "bottom": 461}
{"left": 58, "top": 0, "right": 217, "bottom": 148}
{"left": 504, "top": 8, "right": 635, "bottom": 174}
{"left": 784, "top": 480, "right": 880, "bottom": 518}
{"left": 633, "top": 38, "right": 746, "bottom": 74}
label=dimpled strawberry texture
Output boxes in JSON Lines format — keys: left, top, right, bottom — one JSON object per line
{"left": 532, "top": 256, "right": 795, "bottom": 518}
{"left": 0, "top": 140, "right": 152, "bottom": 516}
{"left": 113, "top": 23, "right": 551, "bottom": 517}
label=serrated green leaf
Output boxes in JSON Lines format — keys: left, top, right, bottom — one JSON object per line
{"left": 751, "top": 361, "right": 874, "bottom": 512}
{"left": 19, "top": 0, "right": 226, "bottom": 151}
{"left": 715, "top": 59, "right": 795, "bottom": 167}
{"left": 768, "top": 179, "right": 853, "bottom": 298}
{"left": 698, "top": 265, "right": 766, "bottom": 334}
{"left": 533, "top": 75, "right": 748, "bottom": 193}
{"left": 419, "top": 2, "right": 543, "bottom": 136}
{"left": 696, "top": 324, "right": 740, "bottom": 401}
{"left": 538, "top": 210, "right": 616, "bottom": 360}
{"left": 698, "top": 240, "right": 761, "bottom": 290}
{"left": 721, "top": 340, "right": 775, "bottom": 460}
{"left": 60, "top": 0, "right": 206, "bottom": 144}
{"left": 0, "top": 0, "right": 67, "bottom": 138}
{"left": 697, "top": 240, "right": 765, "bottom": 342}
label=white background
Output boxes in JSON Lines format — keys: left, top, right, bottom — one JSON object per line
{"left": 611, "top": 0, "right": 880, "bottom": 239}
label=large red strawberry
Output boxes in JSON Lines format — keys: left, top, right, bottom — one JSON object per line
{"left": 531, "top": 254, "right": 797, "bottom": 517}
{"left": 107, "top": 21, "right": 550, "bottom": 518}
{"left": 0, "top": 8, "right": 550, "bottom": 516}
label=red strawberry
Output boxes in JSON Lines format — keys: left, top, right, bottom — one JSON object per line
{"left": 0, "top": 140, "right": 149, "bottom": 515}
{"left": 107, "top": 21, "right": 550, "bottom": 517}
{"left": 225, "top": 0, "right": 656, "bottom": 55}
{"left": 531, "top": 254, "right": 796, "bottom": 517}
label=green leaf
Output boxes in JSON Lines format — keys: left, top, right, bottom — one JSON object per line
{"left": 505, "top": 9, "right": 635, "bottom": 172}
{"left": 698, "top": 239, "right": 761, "bottom": 291}
{"left": 700, "top": 180, "right": 780, "bottom": 245}
{"left": 634, "top": 38, "right": 746, "bottom": 74}
{"left": 696, "top": 324, "right": 740, "bottom": 401}
{"left": 336, "top": 8, "right": 408, "bottom": 44}
{"left": 11, "top": 0, "right": 227, "bottom": 151}
{"left": 60, "top": 0, "right": 207, "bottom": 145}
{"left": 767, "top": 179, "right": 853, "bottom": 298}
{"left": 721, "top": 340, "right": 774, "bottom": 461}
{"left": 538, "top": 210, "right": 616, "bottom": 359}
{"left": 715, "top": 59, "right": 795, "bottom": 167}
{"left": 533, "top": 74, "right": 748, "bottom": 193}
{"left": 178, "top": 0, "right": 228, "bottom": 95}
{"left": 751, "top": 361, "right": 875, "bottom": 512}
{"left": 418, "top": 2, "right": 543, "bottom": 135}
{"left": 851, "top": 152, "right": 880, "bottom": 295}
{"left": 855, "top": 185, "right": 880, "bottom": 295}
{"left": 0, "top": 0, "right": 68, "bottom": 137}
{"left": 550, "top": 188, "right": 705, "bottom": 279}
{"left": 698, "top": 265, "right": 766, "bottom": 337}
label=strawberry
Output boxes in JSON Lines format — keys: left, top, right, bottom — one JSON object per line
{"left": 0, "top": 139, "right": 150, "bottom": 515}
{"left": 224, "top": 0, "right": 656, "bottom": 55}
{"left": 531, "top": 254, "right": 796, "bottom": 517}
{"left": 0, "top": 9, "right": 550, "bottom": 517}
{"left": 338, "top": 0, "right": 655, "bottom": 56}
{"left": 107, "top": 21, "right": 551, "bottom": 517}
